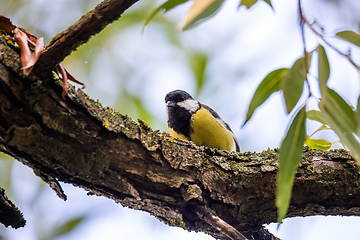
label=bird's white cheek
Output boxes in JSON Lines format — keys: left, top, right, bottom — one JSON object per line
{"left": 177, "top": 99, "right": 199, "bottom": 113}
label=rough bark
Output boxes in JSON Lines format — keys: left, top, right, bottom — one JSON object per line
{"left": 0, "top": 187, "right": 25, "bottom": 228}
{"left": 1, "top": 36, "right": 360, "bottom": 240}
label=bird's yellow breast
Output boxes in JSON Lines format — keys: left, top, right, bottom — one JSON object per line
{"left": 168, "top": 127, "right": 190, "bottom": 141}
{"left": 190, "top": 107, "right": 235, "bottom": 151}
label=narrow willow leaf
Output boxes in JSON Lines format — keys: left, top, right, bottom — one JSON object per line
{"left": 276, "top": 106, "right": 306, "bottom": 222}
{"left": 318, "top": 45, "right": 330, "bottom": 98}
{"left": 243, "top": 68, "right": 288, "bottom": 126}
{"left": 304, "top": 51, "right": 312, "bottom": 72}
{"left": 263, "top": 0, "right": 273, "bottom": 8}
{"left": 309, "top": 125, "right": 331, "bottom": 137}
{"left": 319, "top": 88, "right": 360, "bottom": 161}
{"left": 305, "top": 137, "right": 332, "bottom": 150}
{"left": 336, "top": 30, "right": 360, "bottom": 47}
{"left": 182, "top": 0, "right": 224, "bottom": 30}
{"left": 357, "top": 96, "right": 360, "bottom": 136}
{"left": 53, "top": 217, "right": 85, "bottom": 238}
{"left": 306, "top": 110, "right": 327, "bottom": 125}
{"left": 239, "top": 0, "right": 257, "bottom": 8}
{"left": 143, "top": 0, "right": 188, "bottom": 30}
{"left": 189, "top": 52, "right": 208, "bottom": 97}
{"left": 325, "top": 89, "right": 357, "bottom": 131}
{"left": 281, "top": 57, "right": 307, "bottom": 113}
{"left": 132, "top": 95, "right": 154, "bottom": 124}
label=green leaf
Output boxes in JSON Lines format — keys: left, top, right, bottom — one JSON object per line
{"left": 189, "top": 52, "right": 208, "bottom": 97}
{"left": 336, "top": 30, "right": 360, "bottom": 47}
{"left": 309, "top": 124, "right": 331, "bottom": 137}
{"left": 276, "top": 106, "right": 306, "bottom": 222}
{"left": 306, "top": 109, "right": 327, "bottom": 125}
{"left": 239, "top": 0, "right": 257, "bottom": 8}
{"left": 325, "top": 89, "right": 357, "bottom": 131}
{"left": 319, "top": 88, "right": 360, "bottom": 161}
{"left": 305, "top": 137, "right": 332, "bottom": 150}
{"left": 263, "top": 0, "right": 273, "bottom": 8}
{"left": 357, "top": 95, "right": 360, "bottom": 136}
{"left": 182, "top": 0, "right": 224, "bottom": 30}
{"left": 143, "top": 0, "right": 189, "bottom": 30}
{"left": 318, "top": 45, "right": 330, "bottom": 98}
{"left": 243, "top": 68, "right": 288, "bottom": 126}
{"left": 304, "top": 51, "right": 313, "bottom": 72}
{"left": 53, "top": 217, "right": 85, "bottom": 238}
{"left": 281, "top": 57, "right": 307, "bottom": 113}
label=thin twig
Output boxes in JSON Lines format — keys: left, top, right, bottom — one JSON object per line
{"left": 297, "top": 0, "right": 313, "bottom": 97}
{"left": 298, "top": 0, "right": 307, "bottom": 59}
{"left": 195, "top": 205, "right": 249, "bottom": 240}
{"left": 33, "top": 0, "right": 138, "bottom": 76}
{"left": 298, "top": 0, "right": 360, "bottom": 70}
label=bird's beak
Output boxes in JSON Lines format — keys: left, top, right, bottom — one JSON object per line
{"left": 166, "top": 101, "right": 175, "bottom": 107}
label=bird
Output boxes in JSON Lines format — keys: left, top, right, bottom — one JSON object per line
{"left": 165, "top": 90, "right": 240, "bottom": 152}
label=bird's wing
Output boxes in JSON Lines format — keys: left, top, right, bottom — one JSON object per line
{"left": 201, "top": 104, "right": 240, "bottom": 152}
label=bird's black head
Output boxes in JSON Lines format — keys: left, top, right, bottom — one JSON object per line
{"left": 165, "top": 90, "right": 200, "bottom": 138}
{"left": 165, "top": 90, "right": 194, "bottom": 106}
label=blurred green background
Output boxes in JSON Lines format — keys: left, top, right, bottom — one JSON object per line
{"left": 1, "top": 0, "right": 360, "bottom": 239}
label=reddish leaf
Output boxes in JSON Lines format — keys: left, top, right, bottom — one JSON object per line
{"left": 65, "top": 68, "right": 84, "bottom": 86}
{"left": 56, "top": 64, "right": 85, "bottom": 99}
{"left": 23, "top": 37, "right": 44, "bottom": 75}
{"left": 19, "top": 27, "right": 38, "bottom": 49}
{"left": 0, "top": 16, "right": 38, "bottom": 47}
{"left": 1, "top": 15, "right": 84, "bottom": 98}
{"left": 57, "top": 64, "right": 69, "bottom": 99}
{"left": 0, "top": 16, "right": 16, "bottom": 35}
{"left": 14, "top": 28, "right": 32, "bottom": 75}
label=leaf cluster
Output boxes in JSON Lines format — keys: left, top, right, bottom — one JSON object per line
{"left": 245, "top": 39, "right": 360, "bottom": 221}
{"left": 144, "top": 0, "right": 271, "bottom": 31}
{"left": 145, "top": 0, "right": 360, "bottom": 224}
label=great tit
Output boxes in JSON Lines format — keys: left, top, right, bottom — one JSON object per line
{"left": 165, "top": 90, "right": 240, "bottom": 152}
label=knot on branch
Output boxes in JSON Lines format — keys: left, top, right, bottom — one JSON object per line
{"left": 181, "top": 183, "right": 203, "bottom": 203}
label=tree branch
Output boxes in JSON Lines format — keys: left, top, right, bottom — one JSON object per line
{"left": 196, "top": 206, "right": 249, "bottom": 240}
{"left": 1, "top": 37, "right": 360, "bottom": 239}
{"left": 0, "top": 187, "right": 25, "bottom": 229}
{"left": 33, "top": 0, "right": 139, "bottom": 75}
